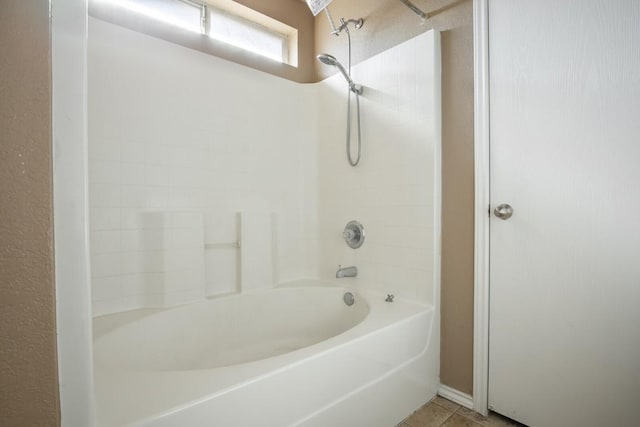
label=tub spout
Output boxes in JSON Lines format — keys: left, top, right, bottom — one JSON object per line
{"left": 336, "top": 265, "right": 357, "bottom": 278}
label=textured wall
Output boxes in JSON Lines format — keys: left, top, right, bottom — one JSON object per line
{"left": 313, "top": 0, "right": 470, "bottom": 81}
{"left": 0, "top": 1, "right": 61, "bottom": 425}
{"left": 314, "top": 0, "right": 474, "bottom": 394}
{"left": 440, "top": 23, "right": 474, "bottom": 395}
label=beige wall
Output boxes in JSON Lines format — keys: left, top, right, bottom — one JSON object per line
{"left": 0, "top": 1, "right": 61, "bottom": 426}
{"left": 313, "top": 0, "right": 470, "bottom": 81}
{"left": 315, "top": 0, "right": 475, "bottom": 394}
{"left": 440, "top": 22, "right": 474, "bottom": 395}
{"left": 235, "top": 0, "right": 316, "bottom": 82}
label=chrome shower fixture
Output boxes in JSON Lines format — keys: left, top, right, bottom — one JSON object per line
{"left": 317, "top": 53, "right": 363, "bottom": 94}
{"left": 317, "top": 52, "right": 363, "bottom": 167}
{"left": 304, "top": 0, "right": 364, "bottom": 36}
{"left": 399, "top": 0, "right": 427, "bottom": 21}
{"left": 322, "top": 12, "right": 364, "bottom": 37}
{"left": 331, "top": 17, "right": 364, "bottom": 36}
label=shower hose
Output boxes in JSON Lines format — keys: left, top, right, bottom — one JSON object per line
{"left": 345, "top": 26, "right": 362, "bottom": 167}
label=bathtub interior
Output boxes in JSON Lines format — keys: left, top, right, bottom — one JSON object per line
{"left": 94, "top": 285, "right": 369, "bottom": 371}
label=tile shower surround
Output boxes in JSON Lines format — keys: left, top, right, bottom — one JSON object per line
{"left": 89, "top": 18, "right": 438, "bottom": 314}
{"left": 89, "top": 18, "right": 316, "bottom": 315}
{"left": 317, "top": 31, "right": 439, "bottom": 304}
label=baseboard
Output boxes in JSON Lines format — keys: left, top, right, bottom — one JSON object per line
{"left": 438, "top": 385, "right": 474, "bottom": 409}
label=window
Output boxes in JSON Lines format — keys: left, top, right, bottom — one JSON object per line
{"left": 100, "top": 0, "right": 204, "bottom": 33}
{"left": 97, "top": 0, "right": 297, "bottom": 65}
{"left": 209, "top": 8, "right": 288, "bottom": 64}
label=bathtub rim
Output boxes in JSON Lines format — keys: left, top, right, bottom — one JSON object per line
{"left": 92, "top": 278, "right": 431, "bottom": 339}
{"left": 93, "top": 279, "right": 432, "bottom": 374}
{"left": 93, "top": 280, "right": 435, "bottom": 426}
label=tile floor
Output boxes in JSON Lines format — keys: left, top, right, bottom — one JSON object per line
{"left": 396, "top": 396, "right": 525, "bottom": 427}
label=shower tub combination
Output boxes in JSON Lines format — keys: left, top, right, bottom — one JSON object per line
{"left": 94, "top": 280, "right": 439, "bottom": 426}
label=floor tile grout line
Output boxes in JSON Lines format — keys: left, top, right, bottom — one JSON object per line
{"left": 431, "top": 399, "right": 461, "bottom": 415}
{"left": 434, "top": 399, "right": 486, "bottom": 427}
{"left": 401, "top": 396, "right": 492, "bottom": 427}
{"left": 436, "top": 409, "right": 456, "bottom": 427}
{"left": 454, "top": 408, "right": 482, "bottom": 426}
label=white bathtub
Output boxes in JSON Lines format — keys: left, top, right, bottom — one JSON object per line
{"left": 93, "top": 280, "right": 439, "bottom": 426}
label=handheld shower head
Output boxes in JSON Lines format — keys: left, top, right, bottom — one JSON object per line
{"left": 317, "top": 54, "right": 363, "bottom": 94}
{"left": 317, "top": 53, "right": 339, "bottom": 67}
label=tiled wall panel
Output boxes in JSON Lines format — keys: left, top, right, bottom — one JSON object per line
{"left": 88, "top": 18, "right": 317, "bottom": 315}
{"left": 317, "top": 31, "right": 440, "bottom": 304}
{"left": 89, "top": 19, "right": 439, "bottom": 315}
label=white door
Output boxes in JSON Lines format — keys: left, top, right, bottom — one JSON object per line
{"left": 488, "top": 1, "right": 640, "bottom": 426}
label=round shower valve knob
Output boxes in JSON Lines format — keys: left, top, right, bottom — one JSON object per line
{"left": 343, "top": 220, "right": 365, "bottom": 249}
{"left": 343, "top": 229, "right": 356, "bottom": 241}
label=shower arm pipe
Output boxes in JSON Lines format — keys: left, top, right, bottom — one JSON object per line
{"left": 399, "top": 0, "right": 427, "bottom": 21}
{"left": 323, "top": 6, "right": 364, "bottom": 36}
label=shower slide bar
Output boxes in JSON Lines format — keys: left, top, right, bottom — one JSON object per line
{"left": 399, "top": 0, "right": 427, "bottom": 21}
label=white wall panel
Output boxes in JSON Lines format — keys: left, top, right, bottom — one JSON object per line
{"left": 317, "top": 31, "right": 441, "bottom": 305}
{"left": 88, "top": 18, "right": 317, "bottom": 314}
